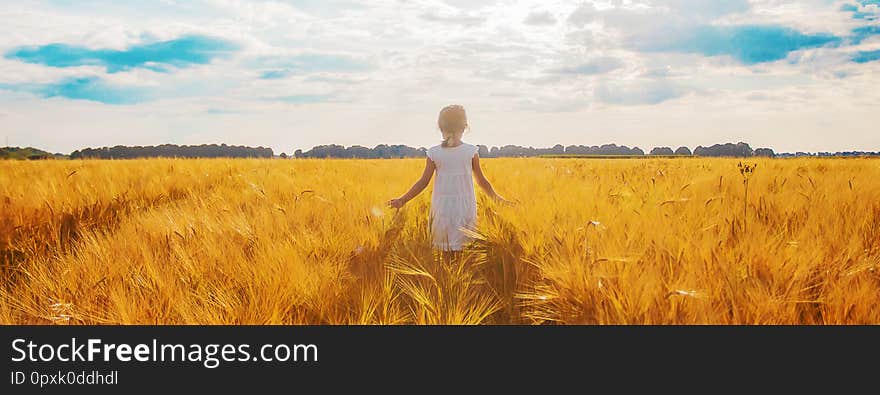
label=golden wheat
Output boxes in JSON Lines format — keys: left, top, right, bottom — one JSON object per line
{"left": 1, "top": 157, "right": 879, "bottom": 324}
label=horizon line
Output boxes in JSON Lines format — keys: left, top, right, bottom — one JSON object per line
{"left": 4, "top": 142, "right": 880, "bottom": 157}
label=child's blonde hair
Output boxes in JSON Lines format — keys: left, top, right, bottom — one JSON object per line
{"left": 438, "top": 104, "right": 468, "bottom": 147}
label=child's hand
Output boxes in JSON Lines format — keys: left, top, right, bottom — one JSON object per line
{"left": 387, "top": 198, "right": 406, "bottom": 209}
{"left": 493, "top": 195, "right": 517, "bottom": 206}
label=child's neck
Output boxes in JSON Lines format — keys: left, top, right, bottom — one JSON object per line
{"left": 445, "top": 137, "right": 463, "bottom": 147}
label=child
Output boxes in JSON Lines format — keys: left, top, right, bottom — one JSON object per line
{"left": 387, "top": 104, "right": 509, "bottom": 252}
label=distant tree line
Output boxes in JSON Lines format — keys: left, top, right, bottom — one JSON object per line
{"left": 489, "top": 144, "right": 647, "bottom": 157}
{"left": 776, "top": 151, "right": 880, "bottom": 158}
{"left": 292, "top": 142, "right": 789, "bottom": 159}
{"left": 11, "top": 142, "right": 877, "bottom": 161}
{"left": 0, "top": 147, "right": 62, "bottom": 160}
{"left": 294, "top": 143, "right": 651, "bottom": 158}
{"left": 70, "top": 144, "right": 274, "bottom": 159}
{"left": 293, "top": 144, "right": 426, "bottom": 159}
{"left": 692, "top": 142, "right": 772, "bottom": 157}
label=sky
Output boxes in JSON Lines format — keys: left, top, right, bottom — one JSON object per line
{"left": 1, "top": 0, "right": 879, "bottom": 155}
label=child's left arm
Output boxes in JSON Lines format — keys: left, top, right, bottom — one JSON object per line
{"left": 472, "top": 154, "right": 512, "bottom": 204}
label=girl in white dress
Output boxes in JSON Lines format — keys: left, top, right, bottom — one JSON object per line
{"left": 388, "top": 105, "right": 509, "bottom": 251}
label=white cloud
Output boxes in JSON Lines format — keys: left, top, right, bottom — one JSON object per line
{"left": 524, "top": 10, "right": 557, "bottom": 26}
{"left": 419, "top": 10, "right": 487, "bottom": 27}
{"left": 594, "top": 78, "right": 693, "bottom": 106}
{"left": 548, "top": 56, "right": 625, "bottom": 75}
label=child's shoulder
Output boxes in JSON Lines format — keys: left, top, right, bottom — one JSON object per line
{"left": 427, "top": 142, "right": 478, "bottom": 157}
{"left": 427, "top": 144, "right": 442, "bottom": 157}
{"left": 462, "top": 142, "right": 479, "bottom": 154}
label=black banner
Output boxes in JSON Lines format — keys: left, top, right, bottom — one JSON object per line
{"left": 1, "top": 326, "right": 876, "bottom": 393}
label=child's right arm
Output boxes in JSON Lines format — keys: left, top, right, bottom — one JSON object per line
{"left": 472, "top": 154, "right": 512, "bottom": 204}
{"left": 387, "top": 158, "right": 435, "bottom": 209}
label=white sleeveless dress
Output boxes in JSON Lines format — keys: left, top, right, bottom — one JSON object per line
{"left": 427, "top": 142, "right": 479, "bottom": 251}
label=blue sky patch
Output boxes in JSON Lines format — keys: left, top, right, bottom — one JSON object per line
{"left": 841, "top": 1, "right": 880, "bottom": 19}
{"left": 852, "top": 49, "right": 880, "bottom": 63}
{"left": 5, "top": 35, "right": 238, "bottom": 73}
{"left": 260, "top": 70, "right": 291, "bottom": 80}
{"left": 637, "top": 25, "right": 841, "bottom": 64}
{"left": 0, "top": 76, "right": 151, "bottom": 104}
{"left": 851, "top": 24, "right": 880, "bottom": 44}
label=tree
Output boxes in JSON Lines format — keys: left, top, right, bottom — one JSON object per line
{"left": 477, "top": 145, "right": 490, "bottom": 158}
{"left": 650, "top": 147, "right": 674, "bottom": 156}
{"left": 754, "top": 148, "right": 775, "bottom": 157}
{"left": 70, "top": 144, "right": 273, "bottom": 159}
{"left": 674, "top": 146, "right": 692, "bottom": 156}
{"left": 694, "top": 142, "right": 754, "bottom": 157}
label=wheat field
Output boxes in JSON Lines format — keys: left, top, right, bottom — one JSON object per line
{"left": 1, "top": 157, "right": 879, "bottom": 325}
